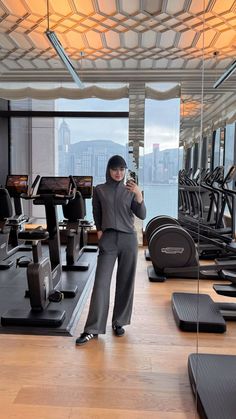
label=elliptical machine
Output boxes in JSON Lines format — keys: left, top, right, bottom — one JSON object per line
{"left": 145, "top": 212, "right": 236, "bottom": 282}
{"left": 1, "top": 175, "right": 77, "bottom": 327}
{"left": 144, "top": 215, "right": 180, "bottom": 261}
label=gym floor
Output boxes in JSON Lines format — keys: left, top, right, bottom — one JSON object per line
{"left": 0, "top": 247, "right": 235, "bottom": 418}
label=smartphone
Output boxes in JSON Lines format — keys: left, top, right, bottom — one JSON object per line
{"left": 126, "top": 170, "right": 138, "bottom": 184}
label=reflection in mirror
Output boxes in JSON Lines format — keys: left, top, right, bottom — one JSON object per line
{"left": 178, "top": 1, "right": 236, "bottom": 416}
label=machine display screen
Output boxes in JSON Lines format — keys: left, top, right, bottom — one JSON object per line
{"left": 6, "top": 175, "right": 28, "bottom": 197}
{"left": 37, "top": 177, "right": 71, "bottom": 195}
{"left": 73, "top": 176, "right": 93, "bottom": 198}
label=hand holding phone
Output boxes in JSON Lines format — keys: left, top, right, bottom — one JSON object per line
{"left": 126, "top": 170, "right": 137, "bottom": 184}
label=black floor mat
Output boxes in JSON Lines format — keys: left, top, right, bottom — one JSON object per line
{"left": 0, "top": 249, "right": 97, "bottom": 336}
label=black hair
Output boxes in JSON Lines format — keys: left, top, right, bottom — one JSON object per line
{"left": 107, "top": 155, "right": 127, "bottom": 169}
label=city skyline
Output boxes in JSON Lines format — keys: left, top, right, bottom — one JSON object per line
{"left": 57, "top": 120, "right": 179, "bottom": 185}
{"left": 56, "top": 85, "right": 180, "bottom": 154}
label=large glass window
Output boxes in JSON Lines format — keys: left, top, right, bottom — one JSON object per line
{"left": 10, "top": 95, "right": 129, "bottom": 221}
{"left": 10, "top": 85, "right": 181, "bottom": 226}
{"left": 55, "top": 113, "right": 129, "bottom": 221}
{"left": 225, "top": 123, "right": 236, "bottom": 175}
{"left": 144, "top": 84, "right": 180, "bottom": 225}
{"left": 212, "top": 128, "right": 221, "bottom": 169}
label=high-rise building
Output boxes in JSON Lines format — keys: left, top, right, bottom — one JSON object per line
{"left": 58, "top": 120, "right": 71, "bottom": 175}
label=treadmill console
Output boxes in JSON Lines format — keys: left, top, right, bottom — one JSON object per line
{"left": 37, "top": 177, "right": 71, "bottom": 196}
{"left": 34, "top": 177, "right": 72, "bottom": 206}
{"left": 73, "top": 176, "right": 93, "bottom": 199}
{"left": 6, "top": 175, "right": 28, "bottom": 197}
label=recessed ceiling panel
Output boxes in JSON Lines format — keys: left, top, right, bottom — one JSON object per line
{"left": 24, "top": 0, "right": 47, "bottom": 15}
{"left": 105, "top": 31, "right": 121, "bottom": 49}
{"left": 110, "top": 58, "right": 123, "bottom": 68}
{"left": 185, "top": 57, "right": 201, "bottom": 69}
{"left": 178, "top": 30, "right": 197, "bottom": 48}
{"left": 97, "top": 0, "right": 117, "bottom": 15}
{"left": 9, "top": 31, "right": 33, "bottom": 49}
{"left": 29, "top": 32, "right": 51, "bottom": 50}
{"left": 85, "top": 30, "right": 103, "bottom": 49}
{"left": 2, "top": 0, "right": 27, "bottom": 16}
{"left": 140, "top": 58, "right": 154, "bottom": 68}
{"left": 123, "top": 31, "right": 139, "bottom": 48}
{"left": 155, "top": 58, "right": 168, "bottom": 68}
{"left": 94, "top": 58, "right": 108, "bottom": 68}
{"left": 196, "top": 29, "right": 217, "bottom": 49}
{"left": 72, "top": 0, "right": 95, "bottom": 15}
{"left": 188, "top": 0, "right": 212, "bottom": 14}
{"left": 3, "top": 58, "right": 21, "bottom": 69}
{"left": 124, "top": 58, "right": 137, "bottom": 68}
{"left": 166, "top": 0, "right": 186, "bottom": 14}
{"left": 169, "top": 58, "right": 185, "bottom": 68}
{"left": 159, "top": 30, "right": 177, "bottom": 48}
{"left": 0, "top": 34, "right": 15, "bottom": 49}
{"left": 215, "top": 29, "right": 236, "bottom": 49}
{"left": 142, "top": 0, "right": 162, "bottom": 14}
{"left": 49, "top": 0, "right": 72, "bottom": 15}
{"left": 212, "top": 0, "right": 235, "bottom": 14}
{"left": 120, "top": 0, "right": 140, "bottom": 15}
{"left": 141, "top": 30, "right": 157, "bottom": 48}
{"left": 64, "top": 31, "right": 84, "bottom": 49}
{"left": 17, "top": 58, "right": 35, "bottom": 69}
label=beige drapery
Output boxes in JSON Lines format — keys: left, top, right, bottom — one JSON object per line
{"left": 0, "top": 84, "right": 181, "bottom": 101}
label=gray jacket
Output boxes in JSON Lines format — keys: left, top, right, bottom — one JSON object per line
{"left": 92, "top": 166, "right": 146, "bottom": 233}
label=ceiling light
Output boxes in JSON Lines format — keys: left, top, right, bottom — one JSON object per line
{"left": 46, "top": 30, "right": 84, "bottom": 88}
{"left": 213, "top": 60, "right": 236, "bottom": 89}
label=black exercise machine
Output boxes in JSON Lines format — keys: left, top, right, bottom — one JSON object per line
{"left": 61, "top": 175, "right": 97, "bottom": 271}
{"left": 145, "top": 166, "right": 236, "bottom": 282}
{"left": 1, "top": 175, "right": 78, "bottom": 327}
{"left": 171, "top": 167, "right": 236, "bottom": 333}
{"left": 144, "top": 215, "right": 179, "bottom": 261}
{"left": 0, "top": 188, "right": 14, "bottom": 269}
{"left": 0, "top": 175, "right": 31, "bottom": 270}
{"left": 144, "top": 214, "right": 235, "bottom": 282}
{"left": 178, "top": 166, "right": 236, "bottom": 258}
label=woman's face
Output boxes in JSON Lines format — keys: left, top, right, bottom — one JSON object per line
{"left": 110, "top": 167, "right": 126, "bottom": 182}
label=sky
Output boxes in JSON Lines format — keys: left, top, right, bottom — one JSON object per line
{"left": 55, "top": 83, "right": 180, "bottom": 154}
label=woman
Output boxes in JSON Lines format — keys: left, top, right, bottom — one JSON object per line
{"left": 76, "top": 155, "right": 146, "bottom": 345}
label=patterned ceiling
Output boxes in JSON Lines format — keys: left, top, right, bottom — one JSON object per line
{"left": 0, "top": 0, "right": 236, "bottom": 140}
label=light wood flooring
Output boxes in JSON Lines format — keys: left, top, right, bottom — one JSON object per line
{"left": 0, "top": 247, "right": 236, "bottom": 419}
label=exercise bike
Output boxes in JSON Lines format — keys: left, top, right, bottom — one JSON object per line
{"left": 60, "top": 175, "right": 97, "bottom": 271}
{"left": 1, "top": 175, "right": 77, "bottom": 327}
{"left": 0, "top": 175, "right": 31, "bottom": 269}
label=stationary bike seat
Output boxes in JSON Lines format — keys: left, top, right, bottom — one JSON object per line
{"left": 18, "top": 227, "right": 49, "bottom": 241}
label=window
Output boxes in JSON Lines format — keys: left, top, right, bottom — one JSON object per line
{"left": 144, "top": 84, "right": 180, "bottom": 225}
{"left": 224, "top": 123, "right": 236, "bottom": 176}
{"left": 10, "top": 95, "right": 129, "bottom": 221}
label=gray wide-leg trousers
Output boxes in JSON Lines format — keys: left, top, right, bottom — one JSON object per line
{"left": 84, "top": 230, "right": 138, "bottom": 334}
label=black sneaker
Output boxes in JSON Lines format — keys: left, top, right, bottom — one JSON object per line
{"left": 75, "top": 332, "right": 98, "bottom": 346}
{"left": 112, "top": 325, "right": 125, "bottom": 337}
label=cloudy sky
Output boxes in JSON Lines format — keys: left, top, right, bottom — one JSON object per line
{"left": 56, "top": 83, "right": 180, "bottom": 154}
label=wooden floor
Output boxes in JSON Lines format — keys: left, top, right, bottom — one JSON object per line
{"left": 0, "top": 248, "right": 236, "bottom": 419}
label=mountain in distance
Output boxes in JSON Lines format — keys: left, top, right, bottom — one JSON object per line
{"left": 69, "top": 139, "right": 126, "bottom": 155}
